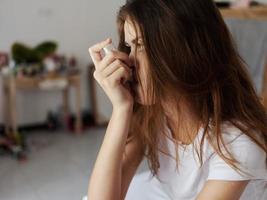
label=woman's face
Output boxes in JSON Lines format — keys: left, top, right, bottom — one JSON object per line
{"left": 124, "top": 19, "right": 150, "bottom": 105}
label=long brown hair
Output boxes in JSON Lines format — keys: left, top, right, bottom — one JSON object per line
{"left": 116, "top": 0, "right": 267, "bottom": 177}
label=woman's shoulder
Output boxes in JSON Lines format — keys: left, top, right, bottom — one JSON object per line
{"left": 219, "top": 121, "right": 263, "bottom": 147}
{"left": 205, "top": 120, "right": 267, "bottom": 180}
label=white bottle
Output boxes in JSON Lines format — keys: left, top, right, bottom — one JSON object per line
{"left": 103, "top": 43, "right": 116, "bottom": 55}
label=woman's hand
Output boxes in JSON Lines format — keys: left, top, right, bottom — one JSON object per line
{"left": 89, "top": 38, "right": 134, "bottom": 109}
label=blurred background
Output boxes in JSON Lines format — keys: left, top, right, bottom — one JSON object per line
{"left": 0, "top": 0, "right": 266, "bottom": 200}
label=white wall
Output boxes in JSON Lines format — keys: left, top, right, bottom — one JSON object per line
{"left": 0, "top": 0, "right": 124, "bottom": 125}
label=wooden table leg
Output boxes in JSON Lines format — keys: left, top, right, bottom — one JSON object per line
{"left": 75, "top": 80, "right": 82, "bottom": 134}
{"left": 9, "top": 77, "right": 18, "bottom": 134}
{"left": 63, "top": 86, "right": 69, "bottom": 130}
{"left": 262, "top": 58, "right": 267, "bottom": 108}
{"left": 3, "top": 80, "right": 10, "bottom": 135}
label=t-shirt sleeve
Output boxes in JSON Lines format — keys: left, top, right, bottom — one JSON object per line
{"left": 207, "top": 133, "right": 267, "bottom": 181}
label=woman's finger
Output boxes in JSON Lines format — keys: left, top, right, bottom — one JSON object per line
{"left": 106, "top": 65, "right": 132, "bottom": 85}
{"left": 88, "top": 38, "right": 112, "bottom": 65}
{"left": 102, "top": 59, "right": 132, "bottom": 79}
{"left": 99, "top": 51, "right": 132, "bottom": 72}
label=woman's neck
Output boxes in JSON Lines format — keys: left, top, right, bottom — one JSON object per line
{"left": 163, "top": 98, "right": 201, "bottom": 145}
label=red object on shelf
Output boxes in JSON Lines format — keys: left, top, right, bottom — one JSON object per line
{"left": 0, "top": 52, "right": 9, "bottom": 67}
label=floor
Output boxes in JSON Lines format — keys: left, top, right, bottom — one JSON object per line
{"left": 0, "top": 127, "right": 148, "bottom": 200}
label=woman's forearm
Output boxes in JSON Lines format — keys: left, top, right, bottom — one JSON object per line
{"left": 88, "top": 105, "right": 133, "bottom": 200}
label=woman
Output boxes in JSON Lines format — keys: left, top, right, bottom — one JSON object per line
{"left": 87, "top": 0, "right": 267, "bottom": 199}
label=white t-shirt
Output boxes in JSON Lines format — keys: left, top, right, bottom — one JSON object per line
{"left": 126, "top": 121, "right": 267, "bottom": 200}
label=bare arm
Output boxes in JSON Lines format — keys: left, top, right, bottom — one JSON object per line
{"left": 121, "top": 130, "right": 145, "bottom": 199}
{"left": 87, "top": 105, "right": 133, "bottom": 200}
{"left": 88, "top": 38, "right": 142, "bottom": 200}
